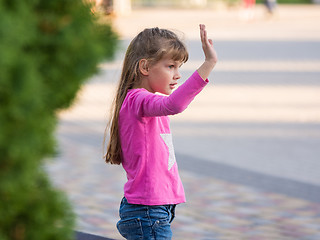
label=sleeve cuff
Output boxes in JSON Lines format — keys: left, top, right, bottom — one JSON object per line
{"left": 194, "top": 70, "right": 209, "bottom": 84}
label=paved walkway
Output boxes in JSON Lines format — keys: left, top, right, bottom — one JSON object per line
{"left": 47, "top": 5, "right": 320, "bottom": 240}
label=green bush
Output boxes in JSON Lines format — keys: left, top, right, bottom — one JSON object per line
{"left": 0, "top": 0, "right": 117, "bottom": 239}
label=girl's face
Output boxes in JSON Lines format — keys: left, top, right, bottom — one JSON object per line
{"left": 143, "top": 56, "right": 182, "bottom": 95}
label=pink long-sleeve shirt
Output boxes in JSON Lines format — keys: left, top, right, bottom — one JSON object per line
{"left": 119, "top": 71, "right": 208, "bottom": 205}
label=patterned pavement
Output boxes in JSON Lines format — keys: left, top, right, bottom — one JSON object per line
{"left": 46, "top": 5, "right": 320, "bottom": 240}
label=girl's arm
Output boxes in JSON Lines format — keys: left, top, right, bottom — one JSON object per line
{"left": 129, "top": 71, "right": 207, "bottom": 118}
{"left": 197, "top": 24, "right": 218, "bottom": 81}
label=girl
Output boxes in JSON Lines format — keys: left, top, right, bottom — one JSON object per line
{"left": 105, "top": 24, "right": 217, "bottom": 240}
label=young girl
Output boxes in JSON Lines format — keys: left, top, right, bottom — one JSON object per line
{"left": 105, "top": 24, "right": 217, "bottom": 240}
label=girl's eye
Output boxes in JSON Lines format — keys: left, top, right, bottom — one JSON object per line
{"left": 169, "top": 65, "right": 174, "bottom": 69}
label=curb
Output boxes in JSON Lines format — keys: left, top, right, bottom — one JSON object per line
{"left": 75, "top": 231, "right": 115, "bottom": 240}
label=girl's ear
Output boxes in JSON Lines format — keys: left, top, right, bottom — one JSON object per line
{"left": 139, "top": 59, "right": 149, "bottom": 76}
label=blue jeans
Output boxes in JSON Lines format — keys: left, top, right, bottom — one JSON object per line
{"left": 116, "top": 197, "right": 176, "bottom": 240}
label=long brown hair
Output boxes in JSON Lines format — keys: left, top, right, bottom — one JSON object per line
{"left": 104, "top": 27, "right": 188, "bottom": 165}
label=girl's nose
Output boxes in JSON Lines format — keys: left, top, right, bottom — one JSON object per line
{"left": 174, "top": 70, "right": 181, "bottom": 80}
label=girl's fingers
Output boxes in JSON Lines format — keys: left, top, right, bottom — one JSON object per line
{"left": 200, "top": 24, "right": 206, "bottom": 42}
{"left": 200, "top": 24, "right": 217, "bottom": 60}
{"left": 200, "top": 24, "right": 212, "bottom": 48}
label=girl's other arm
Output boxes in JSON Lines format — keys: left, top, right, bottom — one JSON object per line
{"left": 197, "top": 24, "right": 218, "bottom": 81}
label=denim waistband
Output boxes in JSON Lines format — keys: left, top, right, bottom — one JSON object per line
{"left": 120, "top": 197, "right": 176, "bottom": 223}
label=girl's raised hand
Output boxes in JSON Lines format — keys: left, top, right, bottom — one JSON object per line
{"left": 197, "top": 24, "right": 218, "bottom": 80}
{"left": 200, "top": 24, "right": 218, "bottom": 65}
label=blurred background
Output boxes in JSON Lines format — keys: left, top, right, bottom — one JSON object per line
{"left": 47, "top": 0, "right": 320, "bottom": 239}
